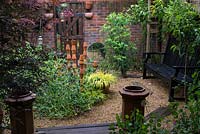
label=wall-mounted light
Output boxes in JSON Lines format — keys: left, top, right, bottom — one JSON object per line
{"left": 38, "top": 35, "right": 43, "bottom": 45}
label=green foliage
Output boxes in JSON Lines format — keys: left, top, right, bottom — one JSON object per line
{"left": 86, "top": 71, "right": 116, "bottom": 91}
{"left": 81, "top": 89, "right": 105, "bottom": 106}
{"left": 0, "top": 43, "right": 47, "bottom": 96}
{"left": 188, "top": 71, "right": 200, "bottom": 100}
{"left": 170, "top": 99, "right": 200, "bottom": 134}
{"left": 162, "top": 0, "right": 200, "bottom": 55}
{"left": 109, "top": 110, "right": 169, "bottom": 134}
{"left": 110, "top": 111, "right": 147, "bottom": 134}
{"left": 34, "top": 56, "right": 105, "bottom": 119}
{"left": 127, "top": 0, "right": 200, "bottom": 56}
{"left": 126, "top": 0, "right": 149, "bottom": 28}
{"left": 102, "top": 12, "right": 137, "bottom": 76}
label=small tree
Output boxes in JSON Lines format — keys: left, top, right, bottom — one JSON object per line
{"left": 0, "top": 0, "right": 47, "bottom": 97}
{"left": 102, "top": 12, "right": 137, "bottom": 77}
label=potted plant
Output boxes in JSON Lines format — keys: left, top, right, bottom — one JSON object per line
{"left": 87, "top": 71, "right": 116, "bottom": 92}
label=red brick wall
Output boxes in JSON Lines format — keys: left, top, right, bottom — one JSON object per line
{"left": 41, "top": 0, "right": 143, "bottom": 56}
{"left": 83, "top": 0, "right": 143, "bottom": 57}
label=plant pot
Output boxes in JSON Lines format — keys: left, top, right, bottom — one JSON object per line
{"left": 120, "top": 86, "right": 149, "bottom": 120}
{"left": 85, "top": 12, "right": 93, "bottom": 19}
{"left": 9, "top": 89, "right": 31, "bottom": 99}
{"left": 103, "top": 83, "right": 110, "bottom": 93}
{"left": 85, "top": 1, "right": 93, "bottom": 10}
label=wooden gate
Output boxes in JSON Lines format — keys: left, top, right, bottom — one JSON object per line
{"left": 55, "top": 2, "right": 84, "bottom": 56}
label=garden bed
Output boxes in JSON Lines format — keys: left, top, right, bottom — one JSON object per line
{"left": 34, "top": 71, "right": 169, "bottom": 128}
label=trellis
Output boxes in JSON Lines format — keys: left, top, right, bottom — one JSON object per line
{"left": 146, "top": 0, "right": 161, "bottom": 53}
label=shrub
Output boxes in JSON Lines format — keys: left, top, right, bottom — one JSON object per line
{"left": 34, "top": 56, "right": 105, "bottom": 119}
{"left": 109, "top": 110, "right": 169, "bottom": 134}
{"left": 170, "top": 100, "right": 200, "bottom": 134}
{"left": 0, "top": 43, "right": 47, "bottom": 96}
{"left": 102, "top": 12, "right": 137, "bottom": 77}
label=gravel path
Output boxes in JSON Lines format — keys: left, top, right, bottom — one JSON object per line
{"left": 35, "top": 72, "right": 169, "bottom": 128}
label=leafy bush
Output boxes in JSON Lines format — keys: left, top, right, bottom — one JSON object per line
{"left": 110, "top": 110, "right": 169, "bottom": 134}
{"left": 170, "top": 100, "right": 200, "bottom": 134}
{"left": 126, "top": 0, "right": 149, "bottom": 29}
{"left": 162, "top": 0, "right": 200, "bottom": 55}
{"left": 102, "top": 12, "right": 137, "bottom": 77}
{"left": 34, "top": 56, "right": 105, "bottom": 119}
{"left": 0, "top": 43, "right": 47, "bottom": 97}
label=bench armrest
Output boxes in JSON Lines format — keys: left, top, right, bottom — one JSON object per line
{"left": 172, "top": 66, "right": 200, "bottom": 77}
{"left": 173, "top": 66, "right": 200, "bottom": 69}
{"left": 143, "top": 52, "right": 165, "bottom": 55}
{"left": 143, "top": 52, "right": 165, "bottom": 63}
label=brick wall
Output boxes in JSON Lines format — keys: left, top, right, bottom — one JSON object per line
{"left": 40, "top": 0, "right": 143, "bottom": 56}
{"left": 83, "top": 0, "right": 143, "bottom": 57}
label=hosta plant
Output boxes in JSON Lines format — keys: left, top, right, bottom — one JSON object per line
{"left": 87, "top": 71, "right": 116, "bottom": 92}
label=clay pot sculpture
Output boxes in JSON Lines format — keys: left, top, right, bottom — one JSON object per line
{"left": 85, "top": 12, "right": 93, "bottom": 19}
{"left": 85, "top": 1, "right": 93, "bottom": 10}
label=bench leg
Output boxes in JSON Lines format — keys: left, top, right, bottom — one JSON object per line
{"left": 168, "top": 80, "right": 175, "bottom": 102}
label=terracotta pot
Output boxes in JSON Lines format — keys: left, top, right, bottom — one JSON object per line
{"left": 103, "top": 83, "right": 110, "bottom": 93}
{"left": 120, "top": 86, "right": 149, "bottom": 120}
{"left": 85, "top": 12, "right": 93, "bottom": 19}
{"left": 85, "top": 1, "right": 93, "bottom": 10}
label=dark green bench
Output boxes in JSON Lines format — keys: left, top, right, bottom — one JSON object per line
{"left": 143, "top": 36, "right": 200, "bottom": 101}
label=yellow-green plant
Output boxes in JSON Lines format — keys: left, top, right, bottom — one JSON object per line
{"left": 87, "top": 71, "right": 116, "bottom": 91}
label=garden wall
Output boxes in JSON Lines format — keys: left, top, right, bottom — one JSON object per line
{"left": 37, "top": 0, "right": 143, "bottom": 57}
{"left": 33, "top": 0, "right": 200, "bottom": 58}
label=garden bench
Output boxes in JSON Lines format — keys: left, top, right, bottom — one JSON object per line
{"left": 143, "top": 36, "right": 200, "bottom": 101}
